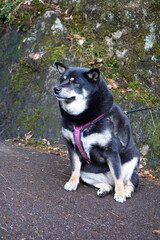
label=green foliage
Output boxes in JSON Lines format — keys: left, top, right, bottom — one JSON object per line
{"left": 0, "top": 0, "right": 46, "bottom": 30}
{"left": 147, "top": 121, "right": 160, "bottom": 166}
{"left": 0, "top": 0, "right": 21, "bottom": 23}
{"left": 17, "top": 107, "right": 41, "bottom": 131}
{"left": 129, "top": 80, "right": 140, "bottom": 91}
{"left": 32, "top": 0, "right": 46, "bottom": 12}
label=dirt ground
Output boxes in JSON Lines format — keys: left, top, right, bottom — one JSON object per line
{"left": 0, "top": 142, "right": 160, "bottom": 240}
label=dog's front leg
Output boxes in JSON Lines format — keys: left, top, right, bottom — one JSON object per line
{"left": 64, "top": 143, "right": 81, "bottom": 191}
{"left": 107, "top": 153, "right": 126, "bottom": 203}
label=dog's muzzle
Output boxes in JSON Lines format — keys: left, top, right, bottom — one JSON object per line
{"left": 54, "top": 86, "right": 61, "bottom": 95}
{"left": 54, "top": 86, "right": 75, "bottom": 102}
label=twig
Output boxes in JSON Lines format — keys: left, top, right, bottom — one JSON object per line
{"left": 0, "top": 174, "right": 8, "bottom": 182}
{"left": 0, "top": 226, "right": 8, "bottom": 232}
{"left": 76, "top": 213, "right": 96, "bottom": 225}
{"left": 3, "top": 192, "right": 7, "bottom": 201}
{"left": 107, "top": 210, "right": 122, "bottom": 220}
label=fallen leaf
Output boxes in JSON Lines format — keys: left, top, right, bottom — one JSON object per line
{"left": 88, "top": 58, "right": 103, "bottom": 65}
{"left": 107, "top": 78, "right": 119, "bottom": 89}
{"left": 96, "top": 58, "right": 103, "bottom": 63}
{"left": 25, "top": 131, "right": 33, "bottom": 140}
{"left": 88, "top": 60, "right": 96, "bottom": 65}
{"left": 107, "top": 84, "right": 113, "bottom": 89}
{"left": 73, "top": 34, "right": 85, "bottom": 41}
{"left": 120, "top": 88, "right": 127, "bottom": 94}
{"left": 121, "top": 88, "right": 133, "bottom": 94}
{"left": 78, "top": 39, "right": 85, "bottom": 46}
{"left": 53, "top": 147, "right": 60, "bottom": 151}
{"left": 64, "top": 8, "right": 70, "bottom": 15}
{"left": 66, "top": 36, "right": 73, "bottom": 41}
{"left": 63, "top": 16, "right": 70, "bottom": 21}
{"left": 139, "top": 164, "right": 144, "bottom": 169}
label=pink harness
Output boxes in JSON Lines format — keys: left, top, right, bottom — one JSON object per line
{"left": 73, "top": 113, "right": 105, "bottom": 160}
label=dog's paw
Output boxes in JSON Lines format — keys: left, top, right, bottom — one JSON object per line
{"left": 124, "top": 184, "right": 134, "bottom": 199}
{"left": 114, "top": 193, "right": 126, "bottom": 203}
{"left": 97, "top": 188, "right": 109, "bottom": 198}
{"left": 124, "top": 189, "right": 132, "bottom": 199}
{"left": 64, "top": 181, "right": 78, "bottom": 191}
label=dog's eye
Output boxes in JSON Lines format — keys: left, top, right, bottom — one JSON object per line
{"left": 60, "top": 75, "right": 68, "bottom": 83}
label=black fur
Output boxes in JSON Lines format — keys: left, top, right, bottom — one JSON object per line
{"left": 54, "top": 62, "right": 140, "bottom": 202}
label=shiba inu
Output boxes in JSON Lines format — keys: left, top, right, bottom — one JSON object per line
{"left": 54, "top": 61, "right": 140, "bottom": 203}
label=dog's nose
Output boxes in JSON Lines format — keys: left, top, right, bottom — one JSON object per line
{"left": 54, "top": 86, "right": 61, "bottom": 95}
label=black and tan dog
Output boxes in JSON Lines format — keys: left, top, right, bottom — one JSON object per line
{"left": 54, "top": 62, "right": 140, "bottom": 203}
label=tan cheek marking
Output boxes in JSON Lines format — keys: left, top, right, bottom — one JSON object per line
{"left": 64, "top": 88, "right": 75, "bottom": 94}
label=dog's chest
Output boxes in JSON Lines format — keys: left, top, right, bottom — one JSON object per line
{"left": 62, "top": 127, "right": 112, "bottom": 158}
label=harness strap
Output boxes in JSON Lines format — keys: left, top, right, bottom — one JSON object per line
{"left": 73, "top": 113, "right": 105, "bottom": 160}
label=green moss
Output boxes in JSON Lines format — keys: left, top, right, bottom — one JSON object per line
{"left": 41, "top": 44, "right": 66, "bottom": 68}
{"left": 32, "top": 0, "right": 46, "bottom": 12}
{"left": 13, "top": 60, "right": 32, "bottom": 90}
{"left": 12, "top": 57, "right": 40, "bottom": 92}
{"left": 17, "top": 107, "right": 41, "bottom": 131}
{"left": 152, "top": 43, "right": 160, "bottom": 58}
{"left": 147, "top": 121, "right": 160, "bottom": 166}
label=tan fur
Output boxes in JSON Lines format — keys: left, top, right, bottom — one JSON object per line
{"left": 108, "top": 161, "right": 125, "bottom": 198}
{"left": 114, "top": 175, "right": 125, "bottom": 198}
{"left": 64, "top": 153, "right": 81, "bottom": 191}
{"left": 70, "top": 77, "right": 75, "bottom": 81}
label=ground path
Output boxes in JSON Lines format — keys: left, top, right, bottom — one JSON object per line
{"left": 0, "top": 142, "right": 160, "bottom": 240}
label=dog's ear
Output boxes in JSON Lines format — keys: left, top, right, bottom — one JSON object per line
{"left": 86, "top": 68, "right": 100, "bottom": 81}
{"left": 55, "top": 61, "right": 68, "bottom": 74}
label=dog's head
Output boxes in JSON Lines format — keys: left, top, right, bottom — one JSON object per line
{"left": 54, "top": 62, "right": 101, "bottom": 116}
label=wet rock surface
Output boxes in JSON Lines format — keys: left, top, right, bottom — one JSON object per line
{"left": 0, "top": 142, "right": 160, "bottom": 240}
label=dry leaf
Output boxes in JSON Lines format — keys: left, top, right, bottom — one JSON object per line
{"left": 78, "top": 39, "right": 85, "bottom": 46}
{"left": 107, "top": 79, "right": 119, "bottom": 89}
{"left": 139, "top": 164, "right": 144, "bottom": 169}
{"left": 121, "top": 88, "right": 127, "bottom": 94}
{"left": 88, "top": 60, "right": 96, "bottom": 65}
{"left": 107, "top": 84, "right": 113, "bottom": 89}
{"left": 25, "top": 131, "right": 33, "bottom": 140}
{"left": 53, "top": 147, "right": 60, "bottom": 151}
{"left": 88, "top": 58, "right": 103, "bottom": 65}
{"left": 65, "top": 8, "right": 69, "bottom": 14}
{"left": 96, "top": 58, "right": 103, "bottom": 63}
{"left": 121, "top": 88, "right": 133, "bottom": 94}
{"left": 63, "top": 16, "right": 70, "bottom": 21}
{"left": 66, "top": 36, "right": 73, "bottom": 41}
{"left": 73, "top": 34, "right": 85, "bottom": 41}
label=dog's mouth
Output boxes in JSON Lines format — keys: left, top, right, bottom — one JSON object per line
{"left": 55, "top": 96, "right": 75, "bottom": 103}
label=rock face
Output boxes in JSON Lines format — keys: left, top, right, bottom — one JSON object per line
{"left": 0, "top": 0, "right": 159, "bottom": 165}
{"left": 0, "top": 10, "right": 79, "bottom": 142}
